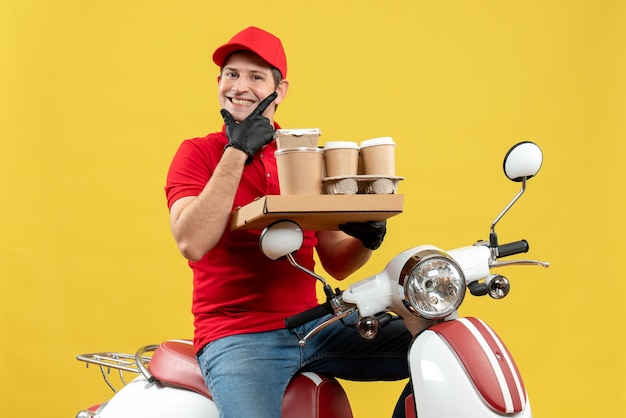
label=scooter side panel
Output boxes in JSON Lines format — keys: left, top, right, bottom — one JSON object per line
{"left": 409, "top": 326, "right": 532, "bottom": 417}
{"left": 98, "top": 376, "right": 218, "bottom": 418}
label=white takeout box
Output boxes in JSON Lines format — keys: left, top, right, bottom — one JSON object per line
{"left": 275, "top": 128, "right": 321, "bottom": 149}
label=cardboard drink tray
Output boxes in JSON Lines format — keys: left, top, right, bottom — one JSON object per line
{"left": 231, "top": 194, "right": 404, "bottom": 231}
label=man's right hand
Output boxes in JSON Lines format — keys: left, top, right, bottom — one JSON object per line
{"left": 221, "top": 92, "right": 278, "bottom": 164}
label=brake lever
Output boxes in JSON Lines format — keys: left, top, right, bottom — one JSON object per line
{"left": 492, "top": 259, "right": 550, "bottom": 268}
{"left": 297, "top": 307, "right": 357, "bottom": 346}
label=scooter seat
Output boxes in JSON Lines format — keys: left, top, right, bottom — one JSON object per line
{"left": 148, "top": 340, "right": 211, "bottom": 398}
{"left": 148, "top": 340, "right": 353, "bottom": 418}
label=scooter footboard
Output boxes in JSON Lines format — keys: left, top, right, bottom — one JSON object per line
{"left": 409, "top": 317, "right": 531, "bottom": 417}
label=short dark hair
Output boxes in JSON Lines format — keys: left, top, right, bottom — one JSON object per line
{"left": 270, "top": 68, "right": 282, "bottom": 88}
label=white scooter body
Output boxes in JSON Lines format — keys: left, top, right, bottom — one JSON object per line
{"left": 342, "top": 244, "right": 531, "bottom": 417}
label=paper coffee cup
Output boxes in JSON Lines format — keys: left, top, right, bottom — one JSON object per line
{"left": 323, "top": 141, "right": 360, "bottom": 177}
{"left": 275, "top": 147, "right": 324, "bottom": 195}
{"left": 359, "top": 137, "right": 396, "bottom": 176}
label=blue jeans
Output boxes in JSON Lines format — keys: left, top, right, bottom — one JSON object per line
{"left": 197, "top": 312, "right": 413, "bottom": 418}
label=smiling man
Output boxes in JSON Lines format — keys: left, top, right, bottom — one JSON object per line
{"left": 164, "top": 27, "right": 409, "bottom": 418}
{"left": 214, "top": 28, "right": 288, "bottom": 124}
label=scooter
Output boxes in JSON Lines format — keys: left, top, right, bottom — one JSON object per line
{"left": 76, "top": 141, "right": 548, "bottom": 418}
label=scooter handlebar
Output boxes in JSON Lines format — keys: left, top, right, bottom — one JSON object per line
{"left": 284, "top": 302, "right": 332, "bottom": 330}
{"left": 498, "top": 240, "right": 529, "bottom": 258}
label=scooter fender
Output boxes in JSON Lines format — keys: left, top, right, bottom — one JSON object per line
{"left": 409, "top": 317, "right": 531, "bottom": 417}
{"left": 97, "top": 375, "right": 218, "bottom": 418}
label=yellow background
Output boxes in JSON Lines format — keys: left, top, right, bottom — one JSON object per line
{"left": 1, "top": 1, "right": 625, "bottom": 417}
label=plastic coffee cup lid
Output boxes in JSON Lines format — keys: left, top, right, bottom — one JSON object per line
{"left": 360, "top": 137, "right": 395, "bottom": 148}
{"left": 323, "top": 141, "right": 360, "bottom": 150}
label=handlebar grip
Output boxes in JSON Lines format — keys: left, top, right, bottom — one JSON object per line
{"left": 284, "top": 303, "right": 331, "bottom": 330}
{"left": 497, "top": 240, "right": 529, "bottom": 258}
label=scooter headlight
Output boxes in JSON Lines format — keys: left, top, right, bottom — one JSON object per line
{"left": 399, "top": 249, "right": 466, "bottom": 319}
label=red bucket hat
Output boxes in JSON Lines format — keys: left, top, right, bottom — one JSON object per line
{"left": 212, "top": 26, "right": 287, "bottom": 78}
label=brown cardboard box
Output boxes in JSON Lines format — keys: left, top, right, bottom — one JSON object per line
{"left": 230, "top": 194, "right": 403, "bottom": 231}
{"left": 275, "top": 128, "right": 321, "bottom": 149}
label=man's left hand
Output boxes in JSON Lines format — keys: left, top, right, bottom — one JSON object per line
{"left": 338, "top": 220, "right": 387, "bottom": 250}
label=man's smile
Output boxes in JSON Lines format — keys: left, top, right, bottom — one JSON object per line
{"left": 230, "top": 97, "right": 255, "bottom": 106}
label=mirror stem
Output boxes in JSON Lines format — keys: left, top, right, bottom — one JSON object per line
{"left": 490, "top": 177, "right": 527, "bottom": 239}
{"left": 286, "top": 253, "right": 330, "bottom": 287}
{"left": 286, "top": 253, "right": 337, "bottom": 302}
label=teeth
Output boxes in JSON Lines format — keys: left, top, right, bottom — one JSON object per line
{"left": 232, "top": 98, "right": 253, "bottom": 106}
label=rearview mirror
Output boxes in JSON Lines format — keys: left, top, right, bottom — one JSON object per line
{"left": 259, "top": 220, "right": 304, "bottom": 260}
{"left": 503, "top": 141, "right": 543, "bottom": 182}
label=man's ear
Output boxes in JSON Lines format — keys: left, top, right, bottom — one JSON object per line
{"left": 274, "top": 80, "right": 289, "bottom": 105}
{"left": 217, "top": 75, "right": 221, "bottom": 84}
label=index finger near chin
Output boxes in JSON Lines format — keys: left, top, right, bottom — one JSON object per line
{"left": 253, "top": 92, "right": 278, "bottom": 116}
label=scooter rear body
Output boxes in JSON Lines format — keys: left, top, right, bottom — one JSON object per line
{"left": 77, "top": 340, "right": 353, "bottom": 418}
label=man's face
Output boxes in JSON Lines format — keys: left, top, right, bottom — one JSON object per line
{"left": 218, "top": 52, "right": 288, "bottom": 123}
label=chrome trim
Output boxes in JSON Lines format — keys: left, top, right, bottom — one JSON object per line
{"left": 399, "top": 249, "right": 466, "bottom": 319}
